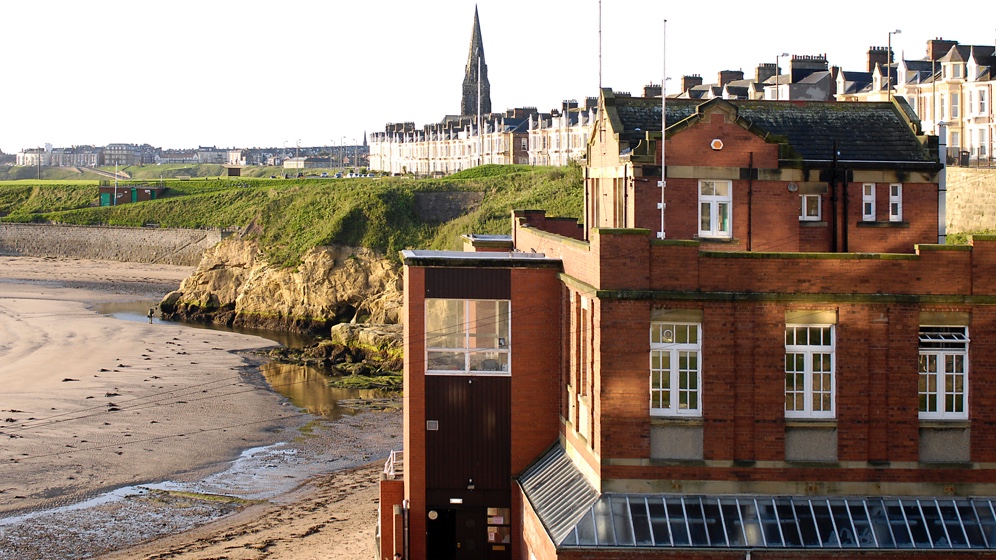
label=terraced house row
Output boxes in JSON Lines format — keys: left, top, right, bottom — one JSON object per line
{"left": 379, "top": 88, "right": 996, "bottom": 559}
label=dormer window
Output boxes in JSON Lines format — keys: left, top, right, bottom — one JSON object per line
{"left": 953, "top": 64, "right": 963, "bottom": 79}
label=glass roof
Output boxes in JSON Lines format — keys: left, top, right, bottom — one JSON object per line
{"left": 559, "top": 495, "right": 996, "bottom": 550}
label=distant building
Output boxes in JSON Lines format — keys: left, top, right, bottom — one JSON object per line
{"left": 370, "top": 110, "right": 532, "bottom": 176}
{"left": 461, "top": 6, "right": 491, "bottom": 117}
{"left": 837, "top": 38, "right": 994, "bottom": 164}
{"left": 369, "top": 7, "right": 586, "bottom": 175}
{"left": 282, "top": 156, "right": 326, "bottom": 169}
{"left": 49, "top": 145, "right": 102, "bottom": 167}
{"left": 16, "top": 147, "right": 51, "bottom": 167}
{"left": 156, "top": 149, "right": 199, "bottom": 164}
{"left": 103, "top": 143, "right": 142, "bottom": 167}
{"left": 527, "top": 99, "right": 597, "bottom": 167}
{"left": 197, "top": 146, "right": 227, "bottom": 164}
{"left": 228, "top": 149, "right": 249, "bottom": 167}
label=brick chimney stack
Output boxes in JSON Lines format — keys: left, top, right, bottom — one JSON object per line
{"left": 868, "top": 47, "right": 890, "bottom": 72}
{"left": 681, "top": 75, "right": 703, "bottom": 93}
{"left": 718, "top": 70, "right": 744, "bottom": 87}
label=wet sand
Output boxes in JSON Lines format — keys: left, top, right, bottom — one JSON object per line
{"left": 0, "top": 257, "right": 402, "bottom": 559}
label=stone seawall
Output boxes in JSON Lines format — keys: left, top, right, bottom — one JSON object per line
{"left": 0, "top": 223, "right": 223, "bottom": 266}
{"left": 947, "top": 167, "right": 996, "bottom": 234}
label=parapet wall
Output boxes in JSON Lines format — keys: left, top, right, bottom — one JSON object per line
{"left": 0, "top": 223, "right": 223, "bottom": 266}
{"left": 947, "top": 167, "right": 996, "bottom": 234}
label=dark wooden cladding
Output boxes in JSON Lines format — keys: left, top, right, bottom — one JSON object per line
{"left": 425, "top": 267, "right": 511, "bottom": 300}
{"left": 425, "top": 376, "right": 511, "bottom": 492}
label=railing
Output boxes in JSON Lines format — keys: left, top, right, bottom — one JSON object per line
{"left": 946, "top": 147, "right": 994, "bottom": 168}
{"left": 383, "top": 449, "right": 404, "bottom": 480}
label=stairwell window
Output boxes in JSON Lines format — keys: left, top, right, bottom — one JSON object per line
{"left": 699, "top": 180, "right": 732, "bottom": 238}
{"left": 862, "top": 184, "right": 876, "bottom": 221}
{"left": 889, "top": 184, "right": 903, "bottom": 222}
{"left": 425, "top": 298, "right": 510, "bottom": 375}
{"left": 650, "top": 322, "right": 701, "bottom": 416}
{"left": 785, "top": 325, "right": 835, "bottom": 419}
{"left": 919, "top": 326, "right": 969, "bottom": 420}
{"left": 800, "top": 194, "right": 821, "bottom": 221}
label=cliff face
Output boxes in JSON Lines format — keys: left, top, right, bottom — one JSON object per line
{"left": 160, "top": 239, "right": 402, "bottom": 333}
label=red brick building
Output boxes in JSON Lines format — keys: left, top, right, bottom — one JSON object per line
{"left": 380, "top": 91, "right": 996, "bottom": 559}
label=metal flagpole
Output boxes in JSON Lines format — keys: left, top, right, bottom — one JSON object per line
{"left": 658, "top": 19, "right": 667, "bottom": 239}
{"left": 477, "top": 56, "right": 482, "bottom": 167}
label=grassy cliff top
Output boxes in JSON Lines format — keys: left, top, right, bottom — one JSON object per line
{"left": 0, "top": 164, "right": 583, "bottom": 266}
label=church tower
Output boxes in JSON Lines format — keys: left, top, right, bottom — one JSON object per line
{"left": 461, "top": 6, "right": 491, "bottom": 117}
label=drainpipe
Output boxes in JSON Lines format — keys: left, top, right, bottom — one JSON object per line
{"left": 747, "top": 152, "right": 754, "bottom": 251}
{"left": 938, "top": 122, "right": 948, "bottom": 243}
{"left": 402, "top": 498, "right": 410, "bottom": 560}
{"left": 830, "top": 140, "right": 840, "bottom": 252}
{"left": 842, "top": 163, "right": 849, "bottom": 253}
{"left": 623, "top": 165, "right": 628, "bottom": 228}
{"left": 584, "top": 166, "right": 590, "bottom": 241}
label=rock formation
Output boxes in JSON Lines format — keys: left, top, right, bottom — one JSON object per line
{"left": 160, "top": 239, "right": 403, "bottom": 334}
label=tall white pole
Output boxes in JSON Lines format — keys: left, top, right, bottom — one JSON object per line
{"left": 658, "top": 19, "right": 667, "bottom": 240}
{"left": 477, "top": 56, "right": 484, "bottom": 165}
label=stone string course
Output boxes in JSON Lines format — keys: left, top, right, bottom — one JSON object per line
{"left": 0, "top": 223, "right": 224, "bottom": 266}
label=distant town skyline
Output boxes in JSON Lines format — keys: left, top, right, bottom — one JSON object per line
{"left": 2, "top": 0, "right": 993, "bottom": 155}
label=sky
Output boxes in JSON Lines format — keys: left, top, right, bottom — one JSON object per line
{"left": 2, "top": 0, "right": 993, "bottom": 155}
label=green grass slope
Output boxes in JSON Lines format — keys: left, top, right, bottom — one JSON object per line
{"left": 0, "top": 164, "right": 583, "bottom": 266}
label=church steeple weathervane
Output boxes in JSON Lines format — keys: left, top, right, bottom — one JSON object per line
{"left": 461, "top": 5, "right": 491, "bottom": 117}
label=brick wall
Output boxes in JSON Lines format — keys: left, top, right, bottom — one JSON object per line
{"left": 378, "top": 479, "right": 405, "bottom": 560}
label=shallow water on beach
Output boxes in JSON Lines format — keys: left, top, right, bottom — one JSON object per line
{"left": 93, "top": 300, "right": 316, "bottom": 348}
{"left": 93, "top": 300, "right": 385, "bottom": 421}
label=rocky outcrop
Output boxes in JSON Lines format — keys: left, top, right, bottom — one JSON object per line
{"left": 160, "top": 239, "right": 403, "bottom": 333}
{"left": 262, "top": 323, "right": 404, "bottom": 374}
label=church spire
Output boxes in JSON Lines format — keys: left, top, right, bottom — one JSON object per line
{"left": 461, "top": 5, "right": 491, "bottom": 117}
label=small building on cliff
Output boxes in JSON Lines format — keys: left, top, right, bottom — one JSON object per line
{"left": 379, "top": 89, "right": 996, "bottom": 560}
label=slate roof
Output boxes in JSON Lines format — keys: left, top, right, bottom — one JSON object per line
{"left": 608, "top": 93, "right": 937, "bottom": 166}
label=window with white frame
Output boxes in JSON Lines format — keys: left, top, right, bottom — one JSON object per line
{"left": 968, "top": 91, "right": 973, "bottom": 115}
{"left": 650, "top": 322, "right": 701, "bottom": 416}
{"left": 889, "top": 184, "right": 903, "bottom": 222}
{"left": 940, "top": 95, "right": 946, "bottom": 119}
{"left": 980, "top": 90, "right": 988, "bottom": 114}
{"left": 918, "top": 326, "right": 969, "bottom": 420}
{"left": 952, "top": 131, "right": 961, "bottom": 149}
{"left": 862, "top": 183, "right": 876, "bottom": 221}
{"left": 698, "top": 180, "right": 732, "bottom": 238}
{"left": 425, "top": 298, "right": 510, "bottom": 375}
{"left": 799, "top": 194, "right": 821, "bottom": 221}
{"left": 785, "top": 324, "right": 835, "bottom": 418}
{"left": 980, "top": 129, "right": 988, "bottom": 157}
{"left": 952, "top": 94, "right": 960, "bottom": 118}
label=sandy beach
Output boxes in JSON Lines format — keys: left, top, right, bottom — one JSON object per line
{"left": 0, "top": 256, "right": 402, "bottom": 559}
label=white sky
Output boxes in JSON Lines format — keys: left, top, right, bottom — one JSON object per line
{"left": 1, "top": 0, "right": 993, "bottom": 154}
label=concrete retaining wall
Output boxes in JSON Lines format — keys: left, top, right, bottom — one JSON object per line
{"left": 0, "top": 223, "right": 223, "bottom": 266}
{"left": 947, "top": 167, "right": 996, "bottom": 234}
